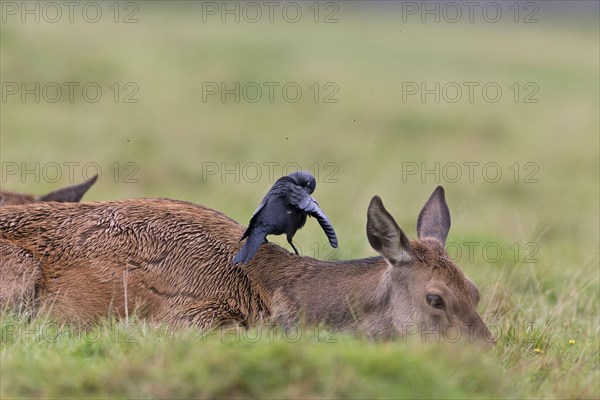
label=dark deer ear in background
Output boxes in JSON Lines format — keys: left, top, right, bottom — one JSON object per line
{"left": 416, "top": 186, "right": 451, "bottom": 245}
{"left": 39, "top": 175, "right": 98, "bottom": 203}
{"left": 367, "top": 195, "right": 412, "bottom": 264}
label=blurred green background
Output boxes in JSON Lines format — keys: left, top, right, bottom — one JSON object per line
{"left": 1, "top": 1, "right": 598, "bottom": 398}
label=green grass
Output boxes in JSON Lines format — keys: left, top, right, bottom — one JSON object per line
{"left": 1, "top": 3, "right": 599, "bottom": 399}
{"left": 0, "top": 317, "right": 517, "bottom": 399}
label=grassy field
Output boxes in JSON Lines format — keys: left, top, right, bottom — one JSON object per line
{"left": 1, "top": 2, "right": 598, "bottom": 399}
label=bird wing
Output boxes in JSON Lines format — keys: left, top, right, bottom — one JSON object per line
{"left": 250, "top": 198, "right": 268, "bottom": 219}
{"left": 286, "top": 184, "right": 311, "bottom": 209}
{"left": 240, "top": 197, "right": 268, "bottom": 240}
{"left": 241, "top": 178, "right": 292, "bottom": 240}
{"left": 288, "top": 188, "right": 338, "bottom": 248}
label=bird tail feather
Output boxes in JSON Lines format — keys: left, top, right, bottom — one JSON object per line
{"left": 233, "top": 230, "right": 266, "bottom": 264}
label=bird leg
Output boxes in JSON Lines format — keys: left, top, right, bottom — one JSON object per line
{"left": 287, "top": 236, "right": 299, "bottom": 255}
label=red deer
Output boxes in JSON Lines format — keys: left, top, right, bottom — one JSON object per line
{"left": 0, "top": 186, "right": 493, "bottom": 343}
{"left": 0, "top": 175, "right": 97, "bottom": 312}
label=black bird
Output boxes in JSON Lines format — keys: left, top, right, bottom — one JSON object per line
{"left": 233, "top": 171, "right": 338, "bottom": 264}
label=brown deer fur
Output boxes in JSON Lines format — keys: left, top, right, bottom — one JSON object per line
{"left": 0, "top": 187, "right": 493, "bottom": 343}
{"left": 0, "top": 176, "right": 97, "bottom": 313}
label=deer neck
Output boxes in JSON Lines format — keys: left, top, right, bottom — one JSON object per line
{"left": 244, "top": 245, "right": 394, "bottom": 330}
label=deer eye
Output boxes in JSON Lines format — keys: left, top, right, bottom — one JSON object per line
{"left": 426, "top": 294, "right": 445, "bottom": 309}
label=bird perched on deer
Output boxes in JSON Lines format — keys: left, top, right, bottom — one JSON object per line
{"left": 233, "top": 170, "right": 338, "bottom": 264}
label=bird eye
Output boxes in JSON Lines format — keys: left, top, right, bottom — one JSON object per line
{"left": 426, "top": 294, "right": 445, "bottom": 309}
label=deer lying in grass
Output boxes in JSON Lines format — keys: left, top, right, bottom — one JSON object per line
{"left": 0, "top": 186, "right": 493, "bottom": 343}
{"left": 0, "top": 175, "right": 98, "bottom": 311}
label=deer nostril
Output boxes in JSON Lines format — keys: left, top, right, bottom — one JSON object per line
{"left": 480, "top": 326, "right": 497, "bottom": 349}
{"left": 483, "top": 336, "right": 497, "bottom": 351}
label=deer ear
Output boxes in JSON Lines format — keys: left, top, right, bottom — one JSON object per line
{"left": 39, "top": 175, "right": 98, "bottom": 203}
{"left": 367, "top": 196, "right": 412, "bottom": 264}
{"left": 417, "top": 186, "right": 451, "bottom": 245}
